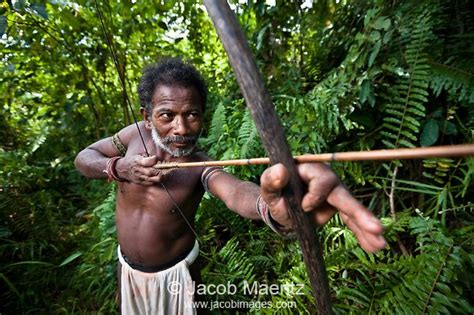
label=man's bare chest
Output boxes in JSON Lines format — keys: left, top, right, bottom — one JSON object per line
{"left": 118, "top": 167, "right": 202, "bottom": 204}
{"left": 118, "top": 134, "right": 205, "bottom": 208}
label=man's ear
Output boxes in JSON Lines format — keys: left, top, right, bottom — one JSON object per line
{"left": 140, "top": 107, "right": 153, "bottom": 129}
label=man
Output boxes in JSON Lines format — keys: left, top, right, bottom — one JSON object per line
{"left": 75, "top": 58, "right": 386, "bottom": 314}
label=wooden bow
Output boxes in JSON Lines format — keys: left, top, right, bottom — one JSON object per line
{"left": 204, "top": 1, "right": 333, "bottom": 313}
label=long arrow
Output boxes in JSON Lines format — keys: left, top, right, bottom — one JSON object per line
{"left": 204, "top": 0, "right": 333, "bottom": 313}
{"left": 153, "top": 144, "right": 474, "bottom": 170}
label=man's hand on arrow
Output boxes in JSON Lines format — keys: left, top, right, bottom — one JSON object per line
{"left": 116, "top": 155, "right": 164, "bottom": 185}
{"left": 260, "top": 163, "right": 387, "bottom": 253}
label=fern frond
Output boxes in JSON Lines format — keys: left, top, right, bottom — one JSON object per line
{"left": 381, "top": 10, "right": 433, "bottom": 150}
{"left": 422, "top": 158, "right": 455, "bottom": 185}
{"left": 217, "top": 238, "right": 256, "bottom": 293}
{"left": 329, "top": 211, "right": 473, "bottom": 314}
{"left": 200, "top": 100, "right": 227, "bottom": 151}
{"left": 237, "top": 110, "right": 260, "bottom": 159}
{"left": 430, "top": 61, "right": 474, "bottom": 103}
{"left": 70, "top": 187, "right": 117, "bottom": 308}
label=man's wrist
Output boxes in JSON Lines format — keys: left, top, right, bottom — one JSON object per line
{"left": 103, "top": 156, "right": 126, "bottom": 182}
{"left": 255, "top": 194, "right": 296, "bottom": 238}
{"left": 115, "top": 158, "right": 127, "bottom": 181}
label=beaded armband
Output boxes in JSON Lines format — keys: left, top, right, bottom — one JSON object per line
{"left": 112, "top": 133, "right": 127, "bottom": 157}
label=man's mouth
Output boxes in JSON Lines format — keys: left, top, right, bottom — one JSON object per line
{"left": 173, "top": 142, "right": 191, "bottom": 148}
{"left": 163, "top": 136, "right": 198, "bottom": 146}
{"left": 151, "top": 128, "right": 199, "bottom": 157}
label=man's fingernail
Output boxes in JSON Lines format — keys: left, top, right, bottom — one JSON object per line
{"left": 370, "top": 217, "right": 381, "bottom": 225}
{"left": 377, "top": 235, "right": 387, "bottom": 245}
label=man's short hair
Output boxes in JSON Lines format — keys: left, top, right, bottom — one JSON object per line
{"left": 138, "top": 57, "right": 208, "bottom": 113}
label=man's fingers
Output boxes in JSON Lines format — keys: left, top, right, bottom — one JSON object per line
{"left": 261, "top": 162, "right": 386, "bottom": 253}
{"left": 138, "top": 155, "right": 159, "bottom": 167}
{"left": 309, "top": 198, "right": 385, "bottom": 252}
{"left": 339, "top": 211, "right": 378, "bottom": 252}
{"left": 340, "top": 211, "right": 386, "bottom": 253}
{"left": 141, "top": 166, "right": 161, "bottom": 177}
{"left": 141, "top": 181, "right": 154, "bottom": 186}
{"left": 147, "top": 173, "right": 164, "bottom": 183}
{"left": 328, "top": 185, "right": 384, "bottom": 234}
{"left": 297, "top": 163, "right": 339, "bottom": 212}
{"left": 326, "top": 185, "right": 386, "bottom": 252}
{"left": 308, "top": 201, "right": 383, "bottom": 252}
{"left": 260, "top": 163, "right": 289, "bottom": 206}
{"left": 310, "top": 202, "right": 337, "bottom": 226}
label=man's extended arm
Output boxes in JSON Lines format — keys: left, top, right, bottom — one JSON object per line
{"left": 205, "top": 170, "right": 261, "bottom": 220}
{"left": 207, "top": 163, "right": 386, "bottom": 253}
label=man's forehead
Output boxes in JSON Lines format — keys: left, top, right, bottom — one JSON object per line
{"left": 151, "top": 85, "right": 202, "bottom": 109}
{"left": 152, "top": 84, "right": 197, "bottom": 95}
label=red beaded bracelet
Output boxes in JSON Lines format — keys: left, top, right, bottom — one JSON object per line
{"left": 103, "top": 156, "right": 125, "bottom": 182}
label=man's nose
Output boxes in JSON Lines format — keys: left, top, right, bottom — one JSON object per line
{"left": 172, "top": 116, "right": 189, "bottom": 135}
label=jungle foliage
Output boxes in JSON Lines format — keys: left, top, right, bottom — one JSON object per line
{"left": 1, "top": 0, "right": 473, "bottom": 314}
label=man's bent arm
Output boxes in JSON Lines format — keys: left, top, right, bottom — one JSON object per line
{"left": 74, "top": 124, "right": 138, "bottom": 179}
{"left": 74, "top": 137, "right": 117, "bottom": 179}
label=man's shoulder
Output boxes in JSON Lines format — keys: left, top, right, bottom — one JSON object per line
{"left": 119, "top": 121, "right": 148, "bottom": 136}
{"left": 118, "top": 122, "right": 150, "bottom": 143}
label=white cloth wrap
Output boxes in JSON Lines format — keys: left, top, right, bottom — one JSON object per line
{"left": 118, "top": 241, "right": 199, "bottom": 315}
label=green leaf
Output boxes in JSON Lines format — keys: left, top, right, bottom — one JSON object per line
{"left": 364, "top": 9, "right": 377, "bottom": 27}
{"left": 359, "top": 79, "right": 376, "bottom": 107}
{"left": 30, "top": 3, "right": 48, "bottom": 19}
{"left": 6, "top": 260, "right": 55, "bottom": 268}
{"left": 436, "top": 283, "right": 451, "bottom": 295}
{"left": 431, "top": 108, "right": 443, "bottom": 118}
{"left": 420, "top": 119, "right": 439, "bottom": 146}
{"left": 368, "top": 89, "right": 376, "bottom": 107}
{"left": 0, "top": 15, "right": 6, "bottom": 37}
{"left": 360, "top": 79, "right": 370, "bottom": 104}
{"left": 290, "top": 125, "right": 300, "bottom": 133}
{"left": 438, "top": 120, "right": 458, "bottom": 135}
{"left": 157, "top": 21, "right": 168, "bottom": 30}
{"left": 373, "top": 17, "right": 391, "bottom": 30}
{"left": 368, "top": 41, "right": 381, "bottom": 67}
{"left": 383, "top": 29, "right": 392, "bottom": 44}
{"left": 256, "top": 24, "right": 270, "bottom": 51}
{"left": 369, "top": 30, "right": 381, "bottom": 42}
{"left": 58, "top": 252, "right": 83, "bottom": 267}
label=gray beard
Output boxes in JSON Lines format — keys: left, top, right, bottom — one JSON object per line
{"left": 151, "top": 127, "right": 197, "bottom": 157}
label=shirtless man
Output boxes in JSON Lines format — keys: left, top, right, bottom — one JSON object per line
{"left": 74, "top": 58, "right": 386, "bottom": 314}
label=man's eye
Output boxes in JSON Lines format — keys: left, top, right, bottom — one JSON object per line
{"left": 159, "top": 113, "right": 173, "bottom": 120}
{"left": 188, "top": 112, "right": 201, "bottom": 118}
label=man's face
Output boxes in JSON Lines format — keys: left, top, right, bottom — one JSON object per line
{"left": 145, "top": 85, "right": 203, "bottom": 157}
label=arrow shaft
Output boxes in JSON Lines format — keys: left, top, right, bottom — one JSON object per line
{"left": 153, "top": 144, "right": 474, "bottom": 169}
